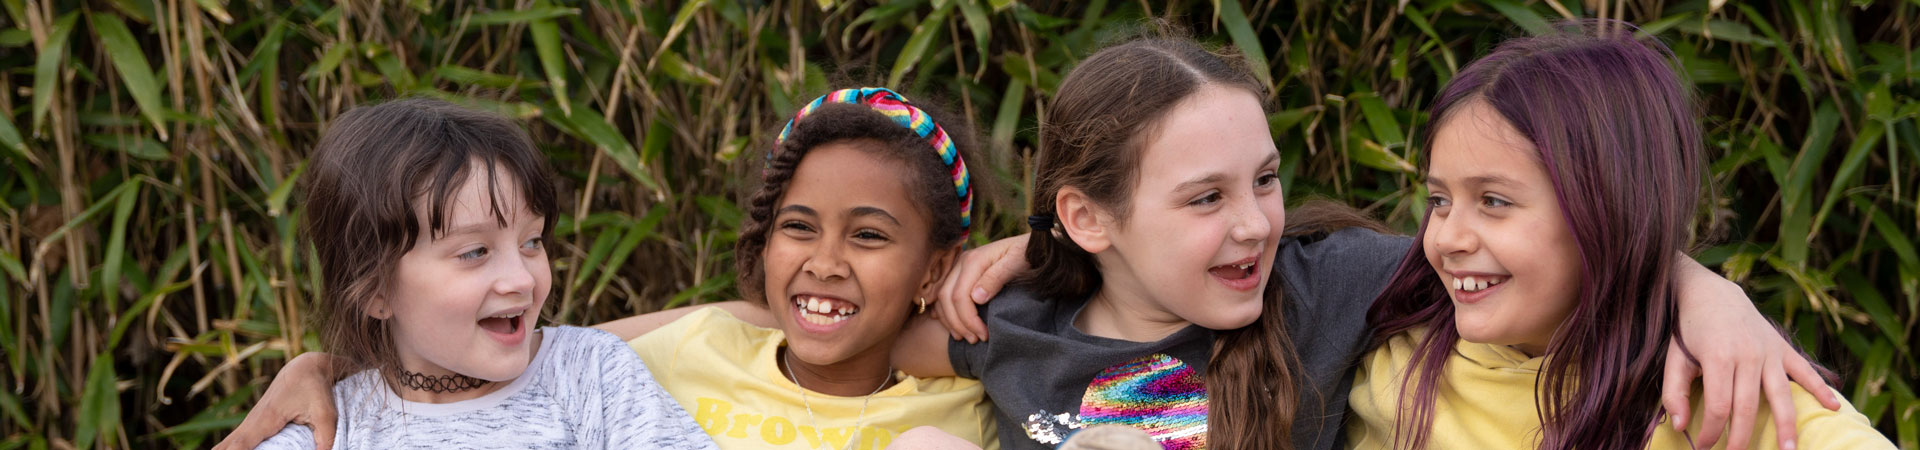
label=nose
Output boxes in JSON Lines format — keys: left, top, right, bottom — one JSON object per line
{"left": 1428, "top": 210, "right": 1479, "bottom": 258}
{"left": 1229, "top": 193, "right": 1272, "bottom": 244}
{"left": 492, "top": 251, "right": 539, "bottom": 297}
{"left": 801, "top": 240, "right": 851, "bottom": 281}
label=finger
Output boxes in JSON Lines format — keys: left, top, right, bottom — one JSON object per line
{"left": 1726, "top": 362, "right": 1762, "bottom": 450}
{"left": 312, "top": 413, "right": 337, "bottom": 450}
{"left": 936, "top": 287, "right": 968, "bottom": 341}
{"left": 946, "top": 253, "right": 991, "bottom": 342}
{"left": 1695, "top": 360, "right": 1732, "bottom": 448}
{"left": 1762, "top": 355, "right": 1799, "bottom": 450}
{"left": 1661, "top": 340, "right": 1699, "bottom": 430}
{"left": 1781, "top": 347, "right": 1841, "bottom": 411}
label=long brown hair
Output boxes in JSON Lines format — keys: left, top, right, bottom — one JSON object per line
{"left": 303, "top": 98, "right": 558, "bottom": 381}
{"left": 1024, "top": 34, "right": 1384, "bottom": 450}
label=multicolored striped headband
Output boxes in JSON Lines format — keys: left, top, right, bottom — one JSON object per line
{"left": 772, "top": 87, "right": 974, "bottom": 238}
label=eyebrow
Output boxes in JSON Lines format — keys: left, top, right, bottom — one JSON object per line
{"left": 1172, "top": 153, "right": 1281, "bottom": 193}
{"left": 777, "top": 205, "right": 818, "bottom": 218}
{"left": 850, "top": 206, "right": 902, "bottom": 226}
{"left": 1426, "top": 174, "right": 1523, "bottom": 188}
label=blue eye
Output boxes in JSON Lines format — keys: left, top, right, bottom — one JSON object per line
{"left": 523, "top": 238, "right": 544, "bottom": 251}
{"left": 459, "top": 247, "right": 488, "bottom": 261}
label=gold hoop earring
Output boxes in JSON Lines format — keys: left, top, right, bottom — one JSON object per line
{"left": 917, "top": 297, "right": 928, "bottom": 314}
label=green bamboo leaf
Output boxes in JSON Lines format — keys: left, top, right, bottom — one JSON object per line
{"left": 1636, "top": 12, "right": 1693, "bottom": 36}
{"left": 464, "top": 6, "right": 579, "bottom": 26}
{"left": 1402, "top": 8, "right": 1457, "bottom": 75}
{"left": 1348, "top": 136, "right": 1417, "bottom": 175}
{"left": 0, "top": 380, "right": 26, "bottom": 428}
{"left": 266, "top": 161, "right": 306, "bottom": 217}
{"left": 658, "top": 51, "right": 721, "bottom": 86}
{"left": 97, "top": 179, "right": 139, "bottom": 311}
{"left": 991, "top": 79, "right": 1026, "bottom": 153}
{"left": 654, "top": 0, "right": 709, "bottom": 65}
{"left": 89, "top": 12, "right": 171, "bottom": 141}
{"left": 956, "top": 0, "right": 992, "bottom": 57}
{"left": 569, "top": 224, "right": 628, "bottom": 290}
{"left": 1777, "top": 102, "right": 1840, "bottom": 264}
{"left": 0, "top": 111, "right": 34, "bottom": 165}
{"left": 0, "top": 249, "right": 25, "bottom": 285}
{"left": 588, "top": 208, "right": 667, "bottom": 306}
{"left": 191, "top": 0, "right": 233, "bottom": 23}
{"left": 1480, "top": 0, "right": 1554, "bottom": 36}
{"left": 641, "top": 117, "right": 672, "bottom": 165}
{"left": 988, "top": 0, "right": 1013, "bottom": 10}
{"left": 83, "top": 134, "right": 167, "bottom": 160}
{"left": 303, "top": 40, "right": 353, "bottom": 80}
{"left": 75, "top": 353, "right": 120, "bottom": 450}
{"left": 0, "top": 29, "right": 28, "bottom": 47}
{"left": 1737, "top": 5, "right": 1813, "bottom": 98}
{"left": 1810, "top": 121, "right": 1883, "bottom": 233}
{"left": 31, "top": 12, "right": 80, "bottom": 134}
{"left": 1353, "top": 92, "right": 1405, "bottom": 148}
{"left": 361, "top": 42, "right": 417, "bottom": 92}
{"left": 529, "top": 0, "right": 570, "bottom": 116}
{"left": 1835, "top": 270, "right": 1906, "bottom": 354}
{"left": 1672, "top": 18, "right": 1775, "bottom": 47}
{"left": 1214, "top": 0, "right": 1272, "bottom": 87}
{"left": 1268, "top": 105, "right": 1319, "bottom": 137}
{"left": 667, "top": 275, "right": 732, "bottom": 308}
{"left": 545, "top": 106, "right": 663, "bottom": 192}
{"left": 238, "top": 18, "right": 288, "bottom": 84}
{"left": 434, "top": 65, "right": 542, "bottom": 89}
{"left": 889, "top": 3, "right": 953, "bottom": 87}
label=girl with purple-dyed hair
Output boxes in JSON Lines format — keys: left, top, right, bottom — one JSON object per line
{"left": 1346, "top": 21, "right": 1893, "bottom": 450}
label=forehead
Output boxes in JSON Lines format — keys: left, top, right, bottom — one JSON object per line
{"left": 419, "top": 161, "right": 536, "bottom": 233}
{"left": 1428, "top": 100, "right": 1545, "bottom": 182}
{"left": 781, "top": 141, "right": 929, "bottom": 222}
{"left": 1136, "top": 85, "right": 1277, "bottom": 184}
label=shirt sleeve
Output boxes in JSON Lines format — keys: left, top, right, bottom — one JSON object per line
{"left": 1278, "top": 227, "right": 1414, "bottom": 326}
{"left": 947, "top": 301, "right": 993, "bottom": 379}
{"left": 254, "top": 424, "right": 319, "bottom": 450}
{"left": 577, "top": 328, "right": 718, "bottom": 449}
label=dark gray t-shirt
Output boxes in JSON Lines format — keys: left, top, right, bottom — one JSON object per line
{"left": 950, "top": 227, "right": 1409, "bottom": 450}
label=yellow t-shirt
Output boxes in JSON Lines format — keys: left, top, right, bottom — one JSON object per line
{"left": 1346, "top": 329, "right": 1893, "bottom": 449}
{"left": 630, "top": 308, "right": 997, "bottom": 450}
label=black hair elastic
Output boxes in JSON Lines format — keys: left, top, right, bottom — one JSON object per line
{"left": 1027, "top": 215, "right": 1055, "bottom": 231}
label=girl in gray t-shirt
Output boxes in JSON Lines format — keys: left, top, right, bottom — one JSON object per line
{"left": 246, "top": 99, "right": 712, "bottom": 449}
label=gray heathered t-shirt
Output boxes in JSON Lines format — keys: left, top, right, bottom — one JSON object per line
{"left": 258, "top": 326, "right": 717, "bottom": 450}
{"left": 949, "top": 227, "right": 1409, "bottom": 450}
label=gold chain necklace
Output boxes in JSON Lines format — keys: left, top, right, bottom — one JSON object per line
{"left": 782, "top": 348, "right": 892, "bottom": 450}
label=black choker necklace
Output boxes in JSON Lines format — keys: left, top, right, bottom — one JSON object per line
{"left": 396, "top": 369, "right": 490, "bottom": 393}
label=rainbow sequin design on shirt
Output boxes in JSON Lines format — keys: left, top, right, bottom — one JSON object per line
{"left": 1078, "top": 353, "right": 1208, "bottom": 449}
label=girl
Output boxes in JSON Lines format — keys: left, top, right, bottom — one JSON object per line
{"left": 1346, "top": 23, "right": 1891, "bottom": 449}
{"left": 225, "top": 89, "right": 997, "bottom": 450}
{"left": 912, "top": 35, "right": 1840, "bottom": 450}
{"left": 253, "top": 98, "right": 714, "bottom": 449}
{"left": 606, "top": 87, "right": 997, "bottom": 449}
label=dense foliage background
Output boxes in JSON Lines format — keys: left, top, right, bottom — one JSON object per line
{"left": 0, "top": 0, "right": 1913, "bottom": 448}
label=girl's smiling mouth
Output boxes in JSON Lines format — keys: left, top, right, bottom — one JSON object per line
{"left": 1208, "top": 257, "right": 1261, "bottom": 291}
{"left": 477, "top": 307, "right": 529, "bottom": 346}
{"left": 790, "top": 294, "right": 861, "bottom": 332}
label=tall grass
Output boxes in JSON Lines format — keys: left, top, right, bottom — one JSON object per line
{"left": 0, "top": 1, "right": 1912, "bottom": 448}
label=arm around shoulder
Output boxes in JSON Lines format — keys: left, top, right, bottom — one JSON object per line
{"left": 894, "top": 314, "right": 957, "bottom": 378}
{"left": 592, "top": 300, "right": 774, "bottom": 341}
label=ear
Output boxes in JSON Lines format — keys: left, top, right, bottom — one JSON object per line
{"left": 368, "top": 295, "right": 394, "bottom": 320}
{"left": 917, "top": 243, "right": 963, "bottom": 298}
{"left": 1056, "top": 187, "right": 1114, "bottom": 254}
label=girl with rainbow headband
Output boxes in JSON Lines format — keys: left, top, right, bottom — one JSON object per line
{"left": 917, "top": 33, "right": 1843, "bottom": 450}
{"left": 220, "top": 88, "right": 996, "bottom": 450}
{"left": 1344, "top": 22, "right": 1892, "bottom": 450}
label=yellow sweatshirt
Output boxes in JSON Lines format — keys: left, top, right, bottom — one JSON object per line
{"left": 1346, "top": 329, "right": 1893, "bottom": 449}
